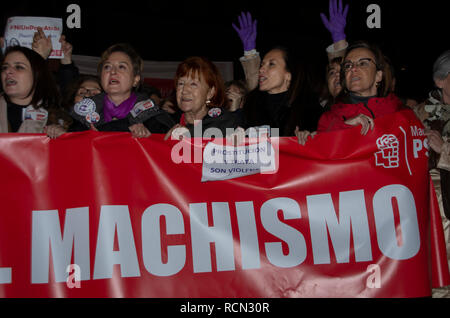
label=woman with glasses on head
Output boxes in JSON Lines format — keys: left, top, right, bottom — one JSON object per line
{"left": 72, "top": 75, "right": 102, "bottom": 103}
{"left": 53, "top": 75, "right": 103, "bottom": 133}
{"left": 317, "top": 41, "right": 405, "bottom": 134}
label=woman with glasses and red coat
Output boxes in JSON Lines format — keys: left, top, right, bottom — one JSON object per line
{"left": 316, "top": 41, "right": 406, "bottom": 134}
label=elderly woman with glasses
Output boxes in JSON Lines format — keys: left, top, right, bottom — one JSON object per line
{"left": 316, "top": 41, "right": 405, "bottom": 134}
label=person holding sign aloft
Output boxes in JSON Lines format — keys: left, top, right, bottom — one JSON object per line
{"left": 30, "top": 26, "right": 80, "bottom": 93}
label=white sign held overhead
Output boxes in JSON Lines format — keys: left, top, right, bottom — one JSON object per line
{"left": 3, "top": 16, "right": 63, "bottom": 59}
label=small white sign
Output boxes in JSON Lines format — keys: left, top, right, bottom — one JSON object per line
{"left": 3, "top": 16, "right": 63, "bottom": 59}
{"left": 201, "top": 140, "right": 277, "bottom": 182}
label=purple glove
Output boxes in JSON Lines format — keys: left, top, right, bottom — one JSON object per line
{"left": 320, "top": 0, "right": 349, "bottom": 43}
{"left": 232, "top": 11, "right": 257, "bottom": 52}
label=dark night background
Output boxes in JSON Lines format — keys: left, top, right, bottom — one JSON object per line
{"left": 1, "top": 0, "right": 449, "bottom": 102}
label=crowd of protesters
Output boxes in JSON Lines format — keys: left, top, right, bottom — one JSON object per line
{"left": 0, "top": 0, "right": 449, "bottom": 297}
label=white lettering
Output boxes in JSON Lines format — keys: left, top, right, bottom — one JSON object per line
{"left": 413, "top": 139, "right": 423, "bottom": 158}
{"left": 235, "top": 202, "right": 260, "bottom": 269}
{"left": 141, "top": 204, "right": 186, "bottom": 276}
{"left": 66, "top": 4, "right": 81, "bottom": 29}
{"left": 0, "top": 267, "right": 12, "bottom": 284}
{"left": 93, "top": 206, "right": 140, "bottom": 279}
{"left": 366, "top": 264, "right": 381, "bottom": 288}
{"left": 366, "top": 4, "right": 381, "bottom": 29}
{"left": 190, "top": 203, "right": 235, "bottom": 273}
{"left": 260, "top": 198, "right": 307, "bottom": 267}
{"left": 31, "top": 207, "right": 90, "bottom": 284}
{"left": 373, "top": 185, "right": 420, "bottom": 260}
{"left": 66, "top": 264, "right": 81, "bottom": 288}
{"left": 307, "top": 190, "right": 372, "bottom": 264}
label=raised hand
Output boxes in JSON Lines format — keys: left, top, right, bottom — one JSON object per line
{"left": 59, "top": 35, "right": 73, "bottom": 65}
{"left": 232, "top": 11, "right": 257, "bottom": 52}
{"left": 320, "top": 0, "right": 349, "bottom": 43}
{"left": 31, "top": 27, "right": 53, "bottom": 59}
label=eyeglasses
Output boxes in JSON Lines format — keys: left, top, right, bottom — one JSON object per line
{"left": 77, "top": 87, "right": 102, "bottom": 97}
{"left": 342, "top": 58, "right": 377, "bottom": 73}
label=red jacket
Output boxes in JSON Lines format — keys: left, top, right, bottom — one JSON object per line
{"left": 317, "top": 93, "right": 405, "bottom": 132}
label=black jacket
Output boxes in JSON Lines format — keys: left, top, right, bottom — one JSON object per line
{"left": 69, "top": 92, "right": 175, "bottom": 133}
{"left": 184, "top": 107, "right": 245, "bottom": 137}
{"left": 243, "top": 90, "right": 324, "bottom": 136}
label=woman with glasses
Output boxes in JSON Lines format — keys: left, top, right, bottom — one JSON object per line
{"left": 62, "top": 75, "right": 102, "bottom": 110}
{"left": 52, "top": 75, "right": 103, "bottom": 133}
{"left": 316, "top": 41, "right": 405, "bottom": 134}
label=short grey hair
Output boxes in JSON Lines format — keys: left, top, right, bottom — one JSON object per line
{"left": 433, "top": 50, "right": 450, "bottom": 81}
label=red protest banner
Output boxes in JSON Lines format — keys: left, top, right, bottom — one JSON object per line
{"left": 0, "top": 109, "right": 448, "bottom": 298}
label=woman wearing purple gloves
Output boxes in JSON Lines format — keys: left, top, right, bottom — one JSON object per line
{"left": 232, "top": 12, "right": 324, "bottom": 137}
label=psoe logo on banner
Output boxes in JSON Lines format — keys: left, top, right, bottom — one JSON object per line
{"left": 374, "top": 134, "right": 399, "bottom": 168}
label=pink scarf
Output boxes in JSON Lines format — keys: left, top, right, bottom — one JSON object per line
{"left": 103, "top": 93, "right": 137, "bottom": 123}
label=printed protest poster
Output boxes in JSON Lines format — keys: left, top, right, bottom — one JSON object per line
{"left": 3, "top": 16, "right": 63, "bottom": 58}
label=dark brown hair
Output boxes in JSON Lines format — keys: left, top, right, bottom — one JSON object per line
{"left": 2, "top": 46, "right": 60, "bottom": 110}
{"left": 62, "top": 74, "right": 102, "bottom": 110}
{"left": 339, "top": 41, "right": 392, "bottom": 98}
{"left": 97, "top": 43, "right": 143, "bottom": 90}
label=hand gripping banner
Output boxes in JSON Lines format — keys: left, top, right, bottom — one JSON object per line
{"left": 0, "top": 109, "right": 448, "bottom": 297}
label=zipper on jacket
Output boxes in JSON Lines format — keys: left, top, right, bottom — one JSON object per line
{"left": 362, "top": 103, "right": 375, "bottom": 119}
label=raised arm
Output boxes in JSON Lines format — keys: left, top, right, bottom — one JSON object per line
{"left": 320, "top": 0, "right": 349, "bottom": 61}
{"left": 232, "top": 12, "right": 260, "bottom": 91}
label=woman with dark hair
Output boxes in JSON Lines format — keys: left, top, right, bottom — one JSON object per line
{"left": 317, "top": 41, "right": 405, "bottom": 134}
{"left": 65, "top": 43, "right": 174, "bottom": 137}
{"left": 165, "top": 56, "right": 243, "bottom": 139}
{"left": 54, "top": 75, "right": 103, "bottom": 132}
{"left": 62, "top": 74, "right": 102, "bottom": 110}
{"left": 319, "top": 56, "right": 344, "bottom": 110}
{"left": 225, "top": 79, "right": 248, "bottom": 113}
{"left": 242, "top": 46, "right": 324, "bottom": 137}
{"left": 0, "top": 45, "right": 63, "bottom": 135}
